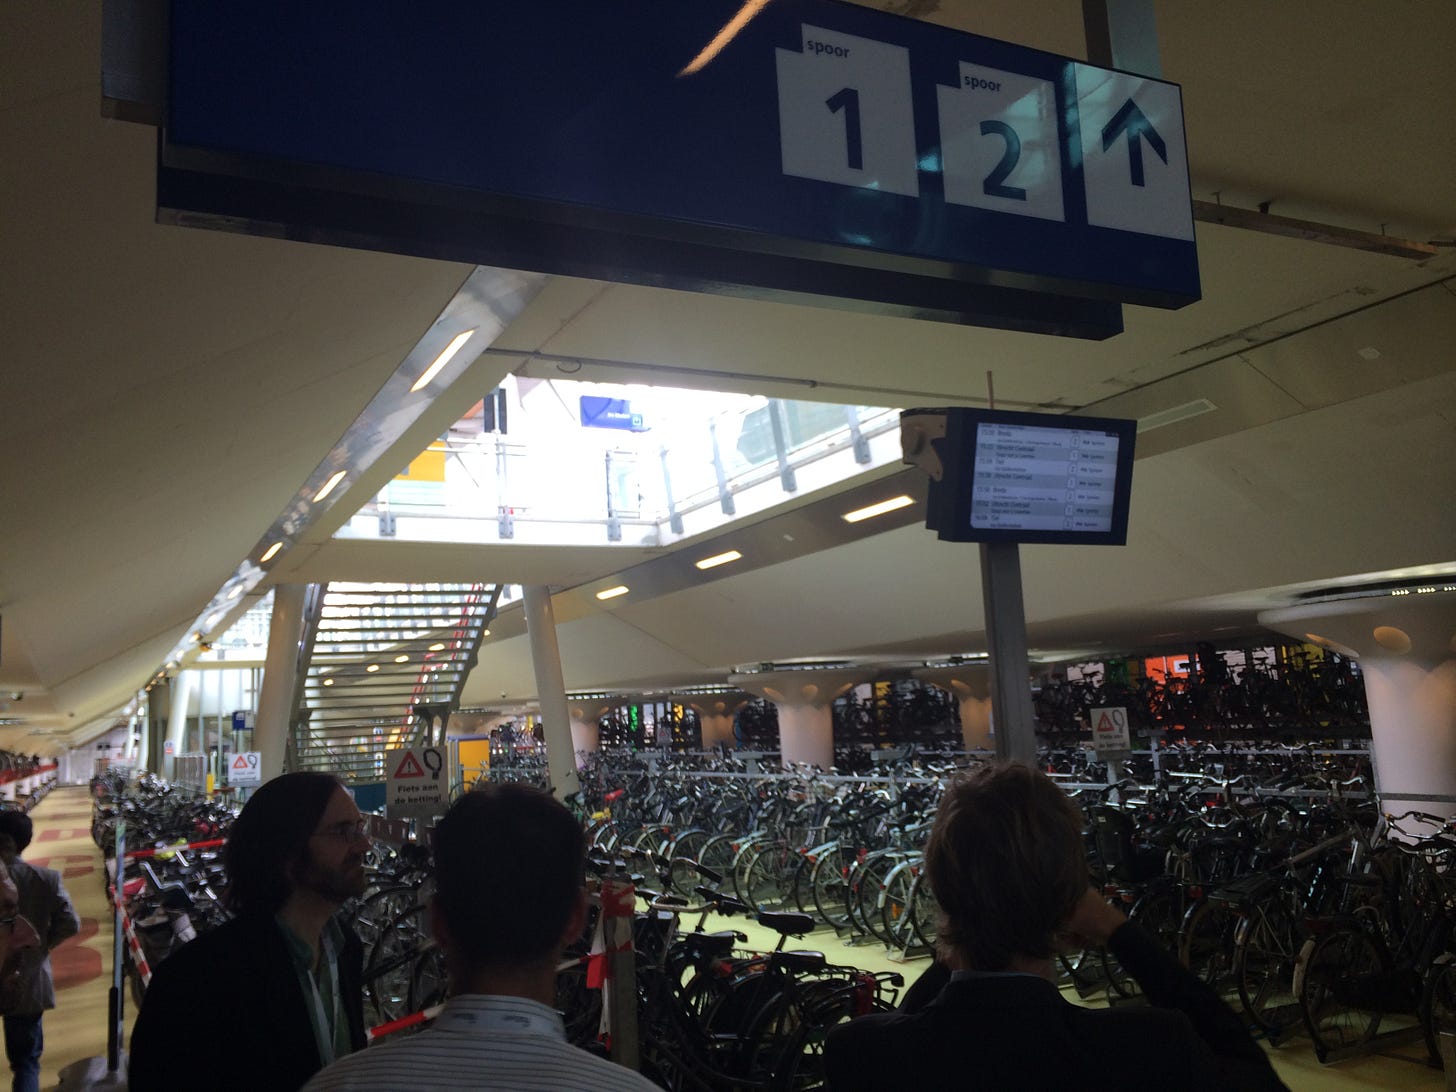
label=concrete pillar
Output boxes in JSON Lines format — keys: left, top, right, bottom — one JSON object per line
{"left": 681, "top": 693, "right": 751, "bottom": 750}
{"left": 567, "top": 698, "right": 618, "bottom": 761}
{"left": 913, "top": 665, "right": 994, "bottom": 751}
{"left": 729, "top": 669, "right": 866, "bottom": 771}
{"left": 523, "top": 585, "right": 580, "bottom": 801}
{"left": 256, "top": 583, "right": 307, "bottom": 780}
{"left": 164, "top": 672, "right": 193, "bottom": 775}
{"left": 1261, "top": 587, "right": 1456, "bottom": 825}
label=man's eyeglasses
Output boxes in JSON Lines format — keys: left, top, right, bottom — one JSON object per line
{"left": 312, "top": 819, "right": 370, "bottom": 844}
{"left": 0, "top": 915, "right": 17, "bottom": 932}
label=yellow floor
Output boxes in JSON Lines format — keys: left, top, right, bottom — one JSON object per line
{"left": 728, "top": 916, "right": 1449, "bottom": 1092}
{"left": 20, "top": 786, "right": 134, "bottom": 1090}
{"left": 22, "top": 787, "right": 1449, "bottom": 1090}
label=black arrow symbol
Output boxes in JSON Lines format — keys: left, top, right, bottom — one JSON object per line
{"left": 1101, "top": 98, "right": 1167, "bottom": 187}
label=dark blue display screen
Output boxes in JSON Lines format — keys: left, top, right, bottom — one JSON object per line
{"left": 165, "top": 1, "right": 1199, "bottom": 309}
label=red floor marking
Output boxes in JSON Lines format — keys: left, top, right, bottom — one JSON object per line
{"left": 52, "top": 948, "right": 103, "bottom": 990}
{"left": 63, "top": 865, "right": 94, "bottom": 879}
{"left": 27, "top": 854, "right": 95, "bottom": 870}
{"left": 34, "top": 828, "right": 92, "bottom": 843}
{"left": 52, "top": 918, "right": 104, "bottom": 990}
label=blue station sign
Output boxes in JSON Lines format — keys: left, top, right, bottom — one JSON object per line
{"left": 580, "top": 397, "right": 647, "bottom": 433}
{"left": 159, "top": 1, "right": 1198, "bottom": 336}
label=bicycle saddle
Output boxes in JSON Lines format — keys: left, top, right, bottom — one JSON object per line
{"left": 756, "top": 910, "right": 814, "bottom": 936}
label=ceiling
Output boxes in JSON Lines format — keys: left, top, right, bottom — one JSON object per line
{"left": 2, "top": 1, "right": 1453, "bottom": 751}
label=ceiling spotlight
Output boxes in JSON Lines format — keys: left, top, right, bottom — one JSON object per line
{"left": 481, "top": 629, "right": 491, "bottom": 637}
{"left": 842, "top": 495, "right": 914, "bottom": 523}
{"left": 366, "top": 664, "right": 380, "bottom": 673}
{"left": 410, "top": 329, "right": 478, "bottom": 393}
{"left": 394, "top": 654, "right": 409, "bottom": 663}
{"left": 428, "top": 642, "right": 446, "bottom": 652}
{"left": 313, "top": 470, "right": 348, "bottom": 503}
{"left": 260, "top": 542, "right": 284, "bottom": 563}
{"left": 322, "top": 677, "right": 335, "bottom": 687}
{"left": 696, "top": 549, "right": 743, "bottom": 570}
{"left": 596, "top": 585, "right": 630, "bottom": 601}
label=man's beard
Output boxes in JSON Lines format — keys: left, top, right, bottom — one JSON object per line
{"left": 294, "top": 849, "right": 368, "bottom": 903}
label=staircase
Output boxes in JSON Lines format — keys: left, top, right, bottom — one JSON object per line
{"left": 289, "top": 581, "right": 501, "bottom": 782}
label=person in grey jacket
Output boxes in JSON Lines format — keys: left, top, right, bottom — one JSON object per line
{"left": 0, "top": 811, "right": 80, "bottom": 1092}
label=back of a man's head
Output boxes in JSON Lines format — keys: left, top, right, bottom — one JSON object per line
{"left": 224, "top": 771, "right": 342, "bottom": 915}
{"left": 0, "top": 811, "right": 33, "bottom": 858}
{"left": 925, "top": 763, "right": 1088, "bottom": 971}
{"left": 432, "top": 784, "right": 584, "bottom": 971}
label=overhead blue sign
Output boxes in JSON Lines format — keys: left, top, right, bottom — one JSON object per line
{"left": 159, "top": 2, "right": 1197, "bottom": 333}
{"left": 580, "top": 396, "right": 647, "bottom": 433}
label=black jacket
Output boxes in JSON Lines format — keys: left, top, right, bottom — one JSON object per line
{"left": 825, "top": 922, "right": 1287, "bottom": 1091}
{"left": 129, "top": 912, "right": 365, "bottom": 1092}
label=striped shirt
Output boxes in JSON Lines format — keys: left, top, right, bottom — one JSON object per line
{"left": 301, "top": 994, "right": 661, "bottom": 1091}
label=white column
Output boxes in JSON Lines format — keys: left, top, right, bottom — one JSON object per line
{"left": 1261, "top": 588, "right": 1456, "bottom": 824}
{"left": 256, "top": 583, "right": 308, "bottom": 781}
{"left": 523, "top": 585, "right": 579, "bottom": 801}
{"left": 166, "top": 671, "right": 194, "bottom": 772}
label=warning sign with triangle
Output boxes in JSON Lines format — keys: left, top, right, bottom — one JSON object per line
{"left": 1095, "top": 711, "right": 1117, "bottom": 731}
{"left": 232, "top": 755, "right": 249, "bottom": 770}
{"left": 394, "top": 752, "right": 426, "bottom": 779}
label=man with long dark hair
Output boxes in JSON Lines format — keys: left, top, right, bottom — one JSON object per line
{"left": 129, "top": 772, "right": 370, "bottom": 1091}
{"left": 824, "top": 763, "right": 1286, "bottom": 1091}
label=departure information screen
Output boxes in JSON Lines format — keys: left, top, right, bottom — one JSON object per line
{"left": 969, "top": 422, "right": 1122, "bottom": 533}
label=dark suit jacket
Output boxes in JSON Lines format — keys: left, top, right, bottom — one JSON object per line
{"left": 128, "top": 912, "right": 365, "bottom": 1092}
{"left": 825, "top": 923, "right": 1287, "bottom": 1091}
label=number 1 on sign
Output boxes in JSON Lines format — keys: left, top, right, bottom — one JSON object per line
{"left": 825, "top": 88, "right": 862, "bottom": 170}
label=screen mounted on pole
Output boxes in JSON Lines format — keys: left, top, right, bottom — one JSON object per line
{"left": 926, "top": 407, "right": 1136, "bottom": 545}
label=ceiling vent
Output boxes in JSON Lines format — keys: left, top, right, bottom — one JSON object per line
{"left": 1136, "top": 398, "right": 1218, "bottom": 433}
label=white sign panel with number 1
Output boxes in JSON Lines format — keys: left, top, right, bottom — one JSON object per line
{"left": 227, "top": 751, "right": 263, "bottom": 785}
{"left": 776, "top": 25, "right": 919, "bottom": 197}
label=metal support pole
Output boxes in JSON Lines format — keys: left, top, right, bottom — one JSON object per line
{"left": 108, "top": 820, "right": 126, "bottom": 1074}
{"left": 659, "top": 446, "right": 684, "bottom": 535}
{"left": 767, "top": 400, "right": 798, "bottom": 492}
{"left": 846, "top": 406, "right": 872, "bottom": 464}
{"left": 522, "top": 585, "right": 580, "bottom": 802}
{"left": 1082, "top": 0, "right": 1162, "bottom": 75}
{"left": 980, "top": 542, "right": 1037, "bottom": 764}
{"left": 709, "top": 420, "right": 736, "bottom": 516}
{"left": 256, "top": 583, "right": 307, "bottom": 781}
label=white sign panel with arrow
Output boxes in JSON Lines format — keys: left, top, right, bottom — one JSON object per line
{"left": 1074, "top": 66, "right": 1193, "bottom": 241}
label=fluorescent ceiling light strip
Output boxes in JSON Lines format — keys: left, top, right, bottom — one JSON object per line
{"left": 313, "top": 470, "right": 347, "bottom": 503}
{"left": 1136, "top": 398, "right": 1217, "bottom": 434}
{"left": 695, "top": 550, "right": 742, "bottom": 570}
{"left": 410, "top": 329, "right": 477, "bottom": 393}
{"left": 260, "top": 542, "right": 284, "bottom": 563}
{"left": 842, "top": 495, "right": 914, "bottom": 523}
{"left": 596, "top": 585, "right": 630, "bottom": 600}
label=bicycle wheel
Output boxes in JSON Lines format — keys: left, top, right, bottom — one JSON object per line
{"left": 696, "top": 833, "right": 739, "bottom": 887}
{"left": 1179, "top": 897, "right": 1240, "bottom": 993}
{"left": 1297, "top": 926, "right": 1388, "bottom": 1063}
{"left": 1422, "top": 955, "right": 1456, "bottom": 1066}
{"left": 1235, "top": 902, "right": 1302, "bottom": 1038}
{"left": 809, "top": 846, "right": 851, "bottom": 930}
{"left": 364, "top": 905, "right": 430, "bottom": 1024}
{"left": 878, "top": 862, "right": 919, "bottom": 950}
{"left": 905, "top": 870, "right": 938, "bottom": 950}
{"left": 851, "top": 852, "right": 900, "bottom": 944}
{"left": 1128, "top": 885, "right": 1182, "bottom": 958}
{"left": 743, "top": 840, "right": 791, "bottom": 910}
